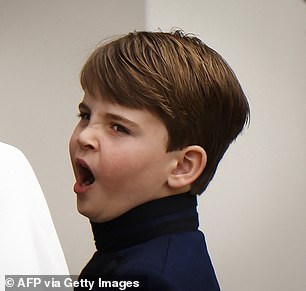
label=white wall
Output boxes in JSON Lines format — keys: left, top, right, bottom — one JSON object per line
{"left": 146, "top": 0, "right": 306, "bottom": 290}
{"left": 0, "top": 0, "right": 145, "bottom": 274}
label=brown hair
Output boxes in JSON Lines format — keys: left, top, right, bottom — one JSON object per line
{"left": 80, "top": 30, "right": 250, "bottom": 194}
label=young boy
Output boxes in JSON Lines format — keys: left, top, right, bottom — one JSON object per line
{"left": 70, "top": 30, "right": 249, "bottom": 290}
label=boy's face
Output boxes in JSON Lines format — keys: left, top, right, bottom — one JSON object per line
{"left": 69, "top": 92, "right": 181, "bottom": 222}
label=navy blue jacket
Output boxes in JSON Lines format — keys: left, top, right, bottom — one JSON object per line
{"left": 77, "top": 193, "right": 220, "bottom": 291}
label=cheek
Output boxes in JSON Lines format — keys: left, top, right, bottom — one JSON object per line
{"left": 100, "top": 153, "right": 136, "bottom": 177}
{"left": 101, "top": 149, "right": 165, "bottom": 183}
{"left": 97, "top": 150, "right": 143, "bottom": 182}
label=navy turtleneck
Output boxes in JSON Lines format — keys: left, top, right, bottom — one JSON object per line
{"left": 91, "top": 192, "right": 198, "bottom": 253}
{"left": 77, "top": 192, "right": 220, "bottom": 291}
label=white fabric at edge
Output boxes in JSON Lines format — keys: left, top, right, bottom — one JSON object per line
{"left": 0, "top": 142, "right": 69, "bottom": 289}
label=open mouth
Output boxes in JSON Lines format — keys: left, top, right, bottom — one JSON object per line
{"left": 76, "top": 159, "right": 95, "bottom": 186}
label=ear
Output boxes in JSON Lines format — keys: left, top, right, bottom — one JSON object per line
{"left": 168, "top": 145, "right": 207, "bottom": 190}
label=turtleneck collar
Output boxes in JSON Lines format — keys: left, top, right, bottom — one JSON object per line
{"left": 90, "top": 192, "right": 199, "bottom": 253}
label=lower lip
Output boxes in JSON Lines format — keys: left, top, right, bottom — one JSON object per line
{"left": 73, "top": 181, "right": 93, "bottom": 194}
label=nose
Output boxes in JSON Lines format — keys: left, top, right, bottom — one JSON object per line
{"left": 76, "top": 126, "right": 99, "bottom": 151}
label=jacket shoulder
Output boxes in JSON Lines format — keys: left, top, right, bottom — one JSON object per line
{"left": 116, "top": 231, "right": 220, "bottom": 291}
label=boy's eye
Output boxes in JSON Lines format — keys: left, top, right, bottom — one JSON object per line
{"left": 111, "top": 123, "right": 130, "bottom": 134}
{"left": 78, "top": 112, "right": 90, "bottom": 120}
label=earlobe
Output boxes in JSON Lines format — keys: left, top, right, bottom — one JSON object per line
{"left": 168, "top": 146, "right": 207, "bottom": 190}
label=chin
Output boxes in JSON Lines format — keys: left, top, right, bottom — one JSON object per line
{"left": 77, "top": 203, "right": 94, "bottom": 219}
{"left": 77, "top": 206, "right": 114, "bottom": 223}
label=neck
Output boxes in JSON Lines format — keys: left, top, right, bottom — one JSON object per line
{"left": 90, "top": 192, "right": 199, "bottom": 253}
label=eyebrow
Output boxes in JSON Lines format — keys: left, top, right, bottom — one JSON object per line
{"left": 104, "top": 113, "right": 140, "bottom": 130}
{"left": 78, "top": 102, "right": 90, "bottom": 112}
{"left": 78, "top": 102, "right": 140, "bottom": 129}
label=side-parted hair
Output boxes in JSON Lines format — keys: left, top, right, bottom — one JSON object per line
{"left": 80, "top": 30, "right": 250, "bottom": 195}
